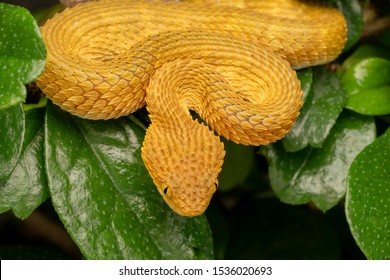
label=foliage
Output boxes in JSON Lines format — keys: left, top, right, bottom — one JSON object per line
{"left": 44, "top": 104, "right": 212, "bottom": 259}
{"left": 346, "top": 128, "right": 390, "bottom": 260}
{"left": 0, "top": 2, "right": 46, "bottom": 110}
{"left": 1, "top": 0, "right": 389, "bottom": 260}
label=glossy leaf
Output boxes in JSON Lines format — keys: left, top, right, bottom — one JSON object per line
{"left": 44, "top": 102, "right": 213, "bottom": 260}
{"left": 0, "top": 104, "right": 24, "bottom": 180}
{"left": 347, "top": 86, "right": 390, "bottom": 116}
{"left": 342, "top": 57, "right": 390, "bottom": 115}
{"left": 0, "top": 3, "right": 46, "bottom": 109}
{"left": 0, "top": 107, "right": 48, "bottom": 219}
{"left": 346, "top": 128, "right": 390, "bottom": 260}
{"left": 261, "top": 111, "right": 376, "bottom": 212}
{"left": 296, "top": 68, "right": 313, "bottom": 104}
{"left": 281, "top": 68, "right": 312, "bottom": 151}
{"left": 282, "top": 67, "right": 348, "bottom": 152}
{"left": 338, "top": 44, "right": 390, "bottom": 74}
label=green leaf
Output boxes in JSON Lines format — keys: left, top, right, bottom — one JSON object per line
{"left": 0, "top": 107, "right": 49, "bottom": 219}
{"left": 296, "top": 68, "right": 313, "bottom": 104}
{"left": 44, "top": 102, "right": 213, "bottom": 260}
{"left": 326, "top": 0, "right": 363, "bottom": 51}
{"left": 338, "top": 43, "right": 390, "bottom": 74}
{"left": 282, "top": 67, "right": 348, "bottom": 152}
{"left": 0, "top": 104, "right": 24, "bottom": 180}
{"left": 347, "top": 86, "right": 390, "bottom": 116}
{"left": 0, "top": 3, "right": 46, "bottom": 109}
{"left": 346, "top": 128, "right": 390, "bottom": 260}
{"left": 281, "top": 68, "right": 312, "bottom": 151}
{"left": 342, "top": 57, "right": 390, "bottom": 115}
{"left": 261, "top": 111, "right": 376, "bottom": 212}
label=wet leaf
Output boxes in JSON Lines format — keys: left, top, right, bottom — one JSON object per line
{"left": 346, "top": 128, "right": 390, "bottom": 260}
{"left": 0, "top": 107, "right": 48, "bottom": 219}
{"left": 0, "top": 104, "right": 24, "bottom": 180}
{"left": 261, "top": 111, "right": 376, "bottom": 212}
{"left": 341, "top": 57, "right": 390, "bottom": 116}
{"left": 282, "top": 67, "right": 348, "bottom": 152}
{"left": 0, "top": 3, "right": 46, "bottom": 109}
{"left": 296, "top": 68, "right": 313, "bottom": 103}
{"left": 44, "top": 102, "right": 213, "bottom": 260}
{"left": 338, "top": 43, "right": 390, "bottom": 74}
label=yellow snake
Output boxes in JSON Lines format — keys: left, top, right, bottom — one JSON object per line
{"left": 36, "top": 0, "right": 347, "bottom": 216}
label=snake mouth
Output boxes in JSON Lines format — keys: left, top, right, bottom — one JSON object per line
{"left": 169, "top": 202, "right": 209, "bottom": 217}
{"left": 156, "top": 181, "right": 214, "bottom": 217}
{"left": 161, "top": 191, "right": 212, "bottom": 217}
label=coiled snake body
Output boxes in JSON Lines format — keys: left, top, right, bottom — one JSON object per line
{"left": 37, "top": 0, "right": 347, "bottom": 216}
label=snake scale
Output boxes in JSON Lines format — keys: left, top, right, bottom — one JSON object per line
{"left": 36, "top": 0, "right": 347, "bottom": 216}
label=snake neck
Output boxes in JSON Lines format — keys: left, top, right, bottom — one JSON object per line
{"left": 142, "top": 60, "right": 225, "bottom": 216}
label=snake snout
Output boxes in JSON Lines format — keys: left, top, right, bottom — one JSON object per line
{"left": 162, "top": 180, "right": 220, "bottom": 217}
{"left": 153, "top": 146, "right": 224, "bottom": 216}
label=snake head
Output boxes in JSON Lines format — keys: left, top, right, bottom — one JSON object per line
{"left": 157, "top": 178, "right": 220, "bottom": 217}
{"left": 141, "top": 121, "right": 225, "bottom": 216}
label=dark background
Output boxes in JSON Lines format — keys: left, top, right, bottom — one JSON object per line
{"left": 2, "top": 0, "right": 58, "bottom": 11}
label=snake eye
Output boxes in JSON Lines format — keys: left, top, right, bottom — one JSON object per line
{"left": 163, "top": 187, "right": 169, "bottom": 194}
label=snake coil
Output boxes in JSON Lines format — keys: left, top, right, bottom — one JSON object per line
{"left": 37, "top": 0, "right": 347, "bottom": 216}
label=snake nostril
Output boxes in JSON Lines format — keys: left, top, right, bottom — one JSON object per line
{"left": 163, "top": 187, "right": 168, "bottom": 194}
